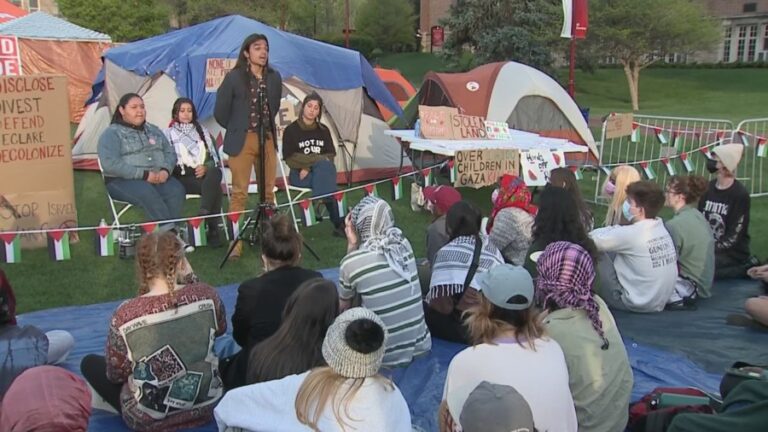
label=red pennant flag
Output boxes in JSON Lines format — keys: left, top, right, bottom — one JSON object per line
{"left": 48, "top": 230, "right": 65, "bottom": 242}
{"left": 447, "top": 160, "right": 455, "bottom": 169}
{"left": 188, "top": 217, "right": 203, "bottom": 229}
{"left": 0, "top": 232, "right": 16, "bottom": 243}
{"left": 140, "top": 223, "right": 157, "bottom": 234}
{"left": 364, "top": 184, "right": 376, "bottom": 196}
{"left": 333, "top": 191, "right": 344, "bottom": 201}
{"left": 227, "top": 212, "right": 241, "bottom": 223}
{"left": 299, "top": 199, "right": 311, "bottom": 210}
{"left": 96, "top": 226, "right": 111, "bottom": 237}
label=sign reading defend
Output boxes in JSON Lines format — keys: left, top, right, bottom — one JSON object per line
{"left": 453, "top": 149, "right": 519, "bottom": 189}
{"left": 205, "top": 58, "right": 237, "bottom": 92}
{"left": 0, "top": 75, "right": 78, "bottom": 248}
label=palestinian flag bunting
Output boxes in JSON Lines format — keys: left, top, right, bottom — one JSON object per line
{"left": 569, "top": 165, "right": 583, "bottom": 180}
{"left": 600, "top": 166, "right": 612, "bottom": 176}
{"left": 448, "top": 160, "right": 457, "bottom": 183}
{"left": 640, "top": 161, "right": 656, "bottom": 180}
{"left": 364, "top": 183, "right": 379, "bottom": 197}
{"left": 299, "top": 199, "right": 317, "bottom": 226}
{"left": 390, "top": 177, "right": 403, "bottom": 201}
{"left": 700, "top": 147, "right": 713, "bottom": 160}
{"left": 630, "top": 123, "right": 640, "bottom": 143}
{"left": 228, "top": 213, "right": 243, "bottom": 239}
{"left": 421, "top": 168, "right": 433, "bottom": 186}
{"left": 0, "top": 232, "right": 20, "bottom": 263}
{"left": 140, "top": 223, "right": 158, "bottom": 235}
{"left": 334, "top": 191, "right": 347, "bottom": 218}
{"left": 187, "top": 218, "right": 207, "bottom": 247}
{"left": 757, "top": 137, "right": 767, "bottom": 158}
{"left": 95, "top": 225, "right": 115, "bottom": 257}
{"left": 738, "top": 131, "right": 750, "bottom": 146}
{"left": 47, "top": 230, "right": 71, "bottom": 261}
{"left": 661, "top": 158, "right": 676, "bottom": 176}
{"left": 654, "top": 127, "right": 668, "bottom": 145}
{"left": 680, "top": 152, "right": 694, "bottom": 173}
{"left": 672, "top": 132, "right": 683, "bottom": 149}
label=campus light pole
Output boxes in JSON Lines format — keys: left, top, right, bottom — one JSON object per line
{"left": 344, "top": 0, "right": 350, "bottom": 48}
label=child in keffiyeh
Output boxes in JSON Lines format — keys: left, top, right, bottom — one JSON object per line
{"left": 487, "top": 175, "right": 537, "bottom": 265}
{"left": 426, "top": 201, "right": 504, "bottom": 344}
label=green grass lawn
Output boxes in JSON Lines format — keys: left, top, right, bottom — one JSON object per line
{"left": 5, "top": 56, "right": 768, "bottom": 313}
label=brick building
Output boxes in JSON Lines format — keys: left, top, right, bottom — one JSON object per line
{"left": 8, "top": 0, "right": 58, "bottom": 15}
{"left": 701, "top": 0, "right": 768, "bottom": 62}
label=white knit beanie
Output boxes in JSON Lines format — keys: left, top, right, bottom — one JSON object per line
{"left": 321, "top": 307, "right": 388, "bottom": 379}
{"left": 713, "top": 143, "right": 744, "bottom": 173}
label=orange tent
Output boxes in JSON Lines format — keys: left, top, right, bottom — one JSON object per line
{"left": 374, "top": 67, "right": 416, "bottom": 121}
{"left": 0, "top": 12, "right": 111, "bottom": 122}
{"left": 0, "top": 0, "right": 25, "bottom": 23}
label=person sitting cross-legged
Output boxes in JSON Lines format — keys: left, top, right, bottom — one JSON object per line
{"left": 590, "top": 181, "right": 678, "bottom": 312}
{"left": 339, "top": 196, "right": 431, "bottom": 367}
{"left": 663, "top": 175, "right": 715, "bottom": 309}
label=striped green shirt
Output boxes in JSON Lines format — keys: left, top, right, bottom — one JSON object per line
{"left": 339, "top": 239, "right": 432, "bottom": 367}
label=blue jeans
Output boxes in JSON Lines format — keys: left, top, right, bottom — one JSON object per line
{"left": 289, "top": 159, "right": 342, "bottom": 226}
{"left": 106, "top": 177, "right": 185, "bottom": 231}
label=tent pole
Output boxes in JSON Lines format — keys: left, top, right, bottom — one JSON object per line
{"left": 568, "top": 37, "right": 576, "bottom": 98}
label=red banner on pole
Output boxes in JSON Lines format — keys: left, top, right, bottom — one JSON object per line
{"left": 431, "top": 26, "right": 444, "bottom": 48}
{"left": 561, "top": 0, "right": 589, "bottom": 39}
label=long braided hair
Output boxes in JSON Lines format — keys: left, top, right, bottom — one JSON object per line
{"left": 136, "top": 232, "right": 184, "bottom": 308}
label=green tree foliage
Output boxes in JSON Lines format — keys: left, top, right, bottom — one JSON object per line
{"left": 356, "top": 0, "right": 417, "bottom": 52}
{"left": 439, "top": 0, "right": 562, "bottom": 73}
{"left": 57, "top": 0, "right": 169, "bottom": 42}
{"left": 584, "top": 0, "right": 720, "bottom": 110}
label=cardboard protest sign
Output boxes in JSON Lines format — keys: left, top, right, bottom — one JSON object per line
{"left": 520, "top": 149, "right": 559, "bottom": 186}
{"left": 276, "top": 97, "right": 299, "bottom": 141}
{"left": 605, "top": 113, "right": 634, "bottom": 139}
{"left": 204, "top": 58, "right": 236, "bottom": 92}
{"left": 0, "top": 75, "right": 78, "bottom": 248}
{"left": 453, "top": 149, "right": 519, "bottom": 189}
{"left": 418, "top": 105, "right": 458, "bottom": 139}
{"left": 451, "top": 114, "right": 487, "bottom": 140}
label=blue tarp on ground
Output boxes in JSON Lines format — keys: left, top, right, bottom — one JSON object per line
{"left": 89, "top": 15, "right": 403, "bottom": 121}
{"left": 17, "top": 270, "right": 766, "bottom": 431}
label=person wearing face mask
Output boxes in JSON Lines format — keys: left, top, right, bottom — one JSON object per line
{"left": 697, "top": 143, "right": 756, "bottom": 279}
{"left": 589, "top": 181, "right": 678, "bottom": 312}
{"left": 601, "top": 165, "right": 641, "bottom": 226}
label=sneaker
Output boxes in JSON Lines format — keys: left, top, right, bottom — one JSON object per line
{"left": 176, "top": 230, "right": 195, "bottom": 253}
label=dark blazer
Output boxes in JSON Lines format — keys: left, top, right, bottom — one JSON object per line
{"left": 214, "top": 66, "right": 283, "bottom": 157}
{"left": 231, "top": 266, "right": 323, "bottom": 350}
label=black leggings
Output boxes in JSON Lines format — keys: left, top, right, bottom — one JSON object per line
{"left": 174, "top": 167, "right": 224, "bottom": 217}
{"left": 81, "top": 354, "right": 123, "bottom": 413}
{"left": 423, "top": 302, "right": 470, "bottom": 344}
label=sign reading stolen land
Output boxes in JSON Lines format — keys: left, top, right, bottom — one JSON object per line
{"left": 0, "top": 75, "right": 78, "bottom": 248}
{"left": 453, "top": 149, "right": 519, "bottom": 188}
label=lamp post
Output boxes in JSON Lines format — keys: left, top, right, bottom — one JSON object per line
{"left": 344, "top": 0, "right": 350, "bottom": 48}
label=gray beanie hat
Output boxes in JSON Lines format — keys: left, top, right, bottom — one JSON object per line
{"left": 321, "top": 307, "right": 388, "bottom": 379}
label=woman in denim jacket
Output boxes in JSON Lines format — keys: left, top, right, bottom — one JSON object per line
{"left": 98, "top": 93, "right": 185, "bottom": 232}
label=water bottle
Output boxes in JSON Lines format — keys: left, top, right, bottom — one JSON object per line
{"left": 414, "top": 119, "right": 421, "bottom": 138}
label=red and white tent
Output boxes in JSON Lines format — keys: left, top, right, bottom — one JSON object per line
{"left": 0, "top": 0, "right": 25, "bottom": 23}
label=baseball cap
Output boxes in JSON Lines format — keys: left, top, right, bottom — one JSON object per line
{"left": 459, "top": 381, "right": 536, "bottom": 432}
{"left": 422, "top": 185, "right": 461, "bottom": 214}
{"left": 475, "top": 264, "right": 534, "bottom": 311}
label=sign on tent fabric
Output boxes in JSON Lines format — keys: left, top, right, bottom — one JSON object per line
{"left": 205, "top": 58, "right": 236, "bottom": 92}
{"left": 0, "top": 36, "right": 21, "bottom": 76}
{"left": 0, "top": 75, "right": 78, "bottom": 248}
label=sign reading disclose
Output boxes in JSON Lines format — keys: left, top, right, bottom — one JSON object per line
{"left": 453, "top": 149, "right": 519, "bottom": 188}
{"left": 0, "top": 75, "right": 78, "bottom": 248}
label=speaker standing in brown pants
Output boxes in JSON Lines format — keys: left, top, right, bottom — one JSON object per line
{"left": 215, "top": 33, "right": 283, "bottom": 259}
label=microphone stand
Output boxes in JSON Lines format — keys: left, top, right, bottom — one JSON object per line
{"left": 220, "top": 72, "right": 319, "bottom": 268}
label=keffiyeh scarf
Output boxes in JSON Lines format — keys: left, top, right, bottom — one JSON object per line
{"left": 535, "top": 241, "right": 608, "bottom": 348}
{"left": 351, "top": 196, "right": 413, "bottom": 282}
{"left": 427, "top": 235, "right": 504, "bottom": 302}
{"left": 488, "top": 174, "right": 537, "bottom": 233}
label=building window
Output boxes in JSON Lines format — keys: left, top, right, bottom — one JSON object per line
{"left": 743, "top": 3, "right": 757, "bottom": 13}
{"left": 737, "top": 26, "right": 747, "bottom": 60}
{"left": 764, "top": 25, "right": 768, "bottom": 51}
{"left": 723, "top": 26, "right": 732, "bottom": 62}
{"left": 747, "top": 25, "right": 758, "bottom": 61}
{"left": 28, "top": 0, "right": 39, "bottom": 11}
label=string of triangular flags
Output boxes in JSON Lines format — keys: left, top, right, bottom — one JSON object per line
{"left": 629, "top": 122, "right": 766, "bottom": 158}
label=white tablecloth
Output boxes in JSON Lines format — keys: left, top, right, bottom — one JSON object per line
{"left": 385, "top": 129, "right": 588, "bottom": 156}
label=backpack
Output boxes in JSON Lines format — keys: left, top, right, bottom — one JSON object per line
{"left": 628, "top": 387, "right": 717, "bottom": 432}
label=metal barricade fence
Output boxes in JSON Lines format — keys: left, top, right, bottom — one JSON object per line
{"left": 593, "top": 115, "right": 734, "bottom": 203}
{"left": 732, "top": 118, "right": 768, "bottom": 197}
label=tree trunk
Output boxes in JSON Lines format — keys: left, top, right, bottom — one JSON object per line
{"left": 622, "top": 62, "right": 641, "bottom": 111}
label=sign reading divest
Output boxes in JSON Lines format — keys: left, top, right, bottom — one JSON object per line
{"left": 205, "top": 58, "right": 237, "bottom": 92}
{"left": 0, "top": 36, "right": 22, "bottom": 76}
{"left": 453, "top": 149, "right": 519, "bottom": 189}
{"left": 0, "top": 75, "right": 78, "bottom": 248}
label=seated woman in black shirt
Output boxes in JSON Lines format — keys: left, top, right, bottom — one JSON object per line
{"left": 222, "top": 214, "right": 322, "bottom": 389}
{"left": 282, "top": 92, "right": 344, "bottom": 236}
